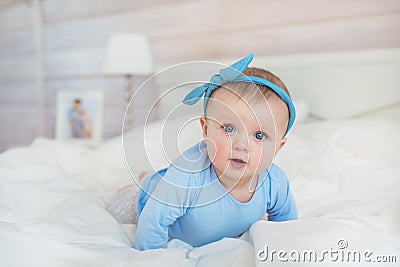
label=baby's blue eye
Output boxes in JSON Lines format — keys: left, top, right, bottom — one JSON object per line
{"left": 223, "top": 124, "right": 235, "bottom": 133}
{"left": 254, "top": 132, "right": 266, "bottom": 140}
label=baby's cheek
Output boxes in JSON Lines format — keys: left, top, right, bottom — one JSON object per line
{"left": 206, "top": 137, "right": 229, "bottom": 162}
{"left": 214, "top": 138, "right": 231, "bottom": 157}
{"left": 204, "top": 138, "right": 217, "bottom": 162}
{"left": 256, "top": 145, "right": 275, "bottom": 170}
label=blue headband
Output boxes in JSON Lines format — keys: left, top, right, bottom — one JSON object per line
{"left": 182, "top": 53, "right": 296, "bottom": 136}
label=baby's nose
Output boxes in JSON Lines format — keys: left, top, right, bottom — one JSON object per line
{"left": 233, "top": 136, "right": 249, "bottom": 152}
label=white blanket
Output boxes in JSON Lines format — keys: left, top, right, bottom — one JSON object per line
{"left": 0, "top": 118, "right": 399, "bottom": 266}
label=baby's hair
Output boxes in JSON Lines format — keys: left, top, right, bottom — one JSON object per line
{"left": 218, "top": 67, "right": 291, "bottom": 102}
{"left": 209, "top": 67, "right": 291, "bottom": 108}
{"left": 242, "top": 67, "right": 291, "bottom": 98}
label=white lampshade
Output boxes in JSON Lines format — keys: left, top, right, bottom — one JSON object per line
{"left": 103, "top": 33, "right": 154, "bottom": 75}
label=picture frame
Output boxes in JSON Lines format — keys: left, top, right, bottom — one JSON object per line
{"left": 56, "top": 90, "right": 104, "bottom": 147}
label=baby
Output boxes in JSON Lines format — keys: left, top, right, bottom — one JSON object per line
{"left": 127, "top": 54, "right": 297, "bottom": 250}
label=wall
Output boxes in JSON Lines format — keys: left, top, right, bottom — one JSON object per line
{"left": 0, "top": 0, "right": 399, "bottom": 151}
{"left": 155, "top": 48, "right": 400, "bottom": 120}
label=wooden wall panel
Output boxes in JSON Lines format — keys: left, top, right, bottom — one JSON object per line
{"left": 0, "top": 30, "right": 34, "bottom": 57}
{"left": 0, "top": 106, "right": 37, "bottom": 151}
{"left": 0, "top": 0, "right": 399, "bottom": 152}
{"left": 43, "top": 0, "right": 400, "bottom": 60}
{"left": 43, "top": 0, "right": 400, "bottom": 44}
{"left": 45, "top": 47, "right": 105, "bottom": 77}
{"left": 152, "top": 13, "right": 400, "bottom": 63}
{"left": 0, "top": 0, "right": 25, "bottom": 9}
{"left": 0, "top": 81, "right": 36, "bottom": 105}
{"left": 0, "top": 55, "right": 36, "bottom": 81}
{"left": 0, "top": 2, "right": 32, "bottom": 32}
{"left": 45, "top": 77, "right": 126, "bottom": 107}
{"left": 2, "top": 0, "right": 400, "bottom": 61}
{"left": 43, "top": 0, "right": 175, "bottom": 22}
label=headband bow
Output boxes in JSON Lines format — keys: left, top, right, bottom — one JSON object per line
{"left": 182, "top": 53, "right": 296, "bottom": 136}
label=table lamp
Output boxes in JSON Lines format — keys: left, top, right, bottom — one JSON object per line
{"left": 103, "top": 33, "right": 154, "bottom": 130}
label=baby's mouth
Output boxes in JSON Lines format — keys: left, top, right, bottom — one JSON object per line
{"left": 229, "top": 158, "right": 247, "bottom": 169}
{"left": 231, "top": 158, "right": 246, "bottom": 164}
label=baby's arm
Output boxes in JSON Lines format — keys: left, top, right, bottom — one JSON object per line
{"left": 266, "top": 166, "right": 298, "bottom": 221}
{"left": 133, "top": 170, "right": 194, "bottom": 250}
{"left": 133, "top": 194, "right": 185, "bottom": 250}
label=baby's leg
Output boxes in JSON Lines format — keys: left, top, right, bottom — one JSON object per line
{"left": 107, "top": 184, "right": 138, "bottom": 224}
{"left": 107, "top": 172, "right": 149, "bottom": 224}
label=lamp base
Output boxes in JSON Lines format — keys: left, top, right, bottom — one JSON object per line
{"left": 124, "top": 75, "right": 134, "bottom": 131}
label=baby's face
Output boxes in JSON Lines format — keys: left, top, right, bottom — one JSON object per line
{"left": 200, "top": 87, "right": 288, "bottom": 184}
{"left": 72, "top": 102, "right": 81, "bottom": 110}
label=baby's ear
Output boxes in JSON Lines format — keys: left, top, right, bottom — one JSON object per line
{"left": 199, "top": 117, "right": 208, "bottom": 138}
{"left": 275, "top": 138, "right": 287, "bottom": 156}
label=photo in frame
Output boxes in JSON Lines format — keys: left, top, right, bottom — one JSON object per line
{"left": 56, "top": 90, "right": 104, "bottom": 147}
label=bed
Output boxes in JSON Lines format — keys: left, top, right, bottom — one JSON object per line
{"left": 1, "top": 50, "right": 399, "bottom": 266}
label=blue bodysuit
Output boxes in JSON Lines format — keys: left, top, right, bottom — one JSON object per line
{"left": 133, "top": 141, "right": 297, "bottom": 250}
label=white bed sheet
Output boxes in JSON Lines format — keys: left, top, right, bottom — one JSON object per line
{"left": 0, "top": 116, "right": 399, "bottom": 266}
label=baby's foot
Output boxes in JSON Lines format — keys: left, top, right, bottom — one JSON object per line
{"left": 116, "top": 171, "right": 147, "bottom": 192}
{"left": 139, "top": 171, "right": 148, "bottom": 180}
{"left": 108, "top": 184, "right": 138, "bottom": 224}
